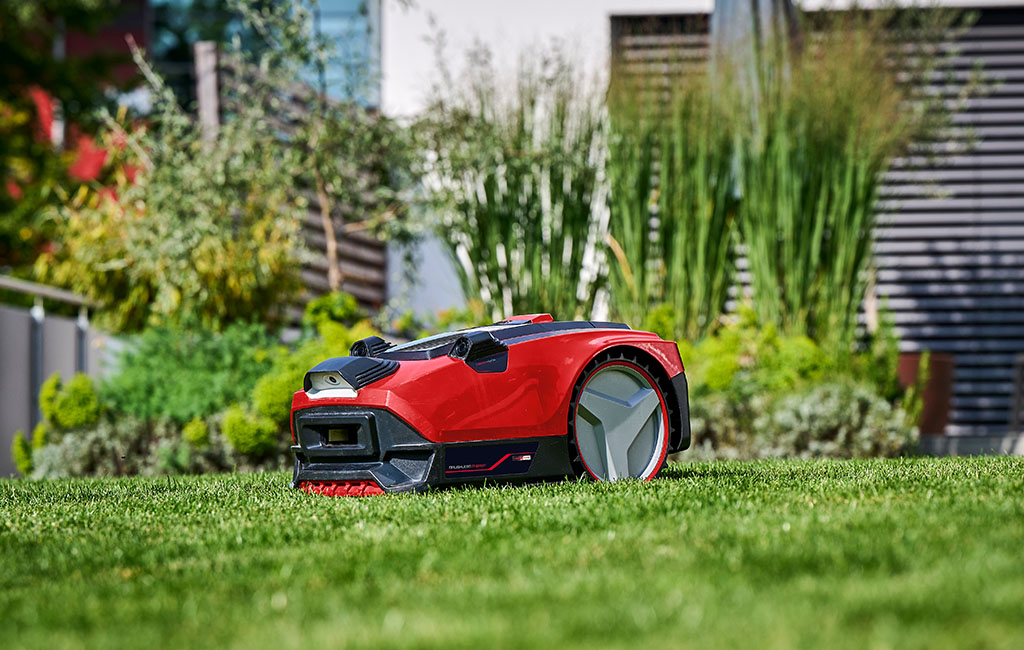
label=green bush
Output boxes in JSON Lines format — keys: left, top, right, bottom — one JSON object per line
{"left": 755, "top": 382, "right": 917, "bottom": 459}
{"left": 688, "top": 381, "right": 916, "bottom": 461}
{"left": 683, "top": 306, "right": 830, "bottom": 398}
{"left": 302, "top": 292, "right": 365, "bottom": 329}
{"left": 104, "top": 322, "right": 277, "bottom": 424}
{"left": 680, "top": 304, "right": 917, "bottom": 461}
{"left": 640, "top": 304, "right": 678, "bottom": 342}
{"left": 182, "top": 417, "right": 209, "bottom": 448}
{"left": 38, "top": 373, "right": 60, "bottom": 421}
{"left": 11, "top": 431, "right": 32, "bottom": 476}
{"left": 55, "top": 374, "right": 102, "bottom": 429}
{"left": 222, "top": 405, "right": 279, "bottom": 458}
{"left": 31, "top": 421, "right": 48, "bottom": 449}
{"left": 38, "top": 372, "right": 101, "bottom": 431}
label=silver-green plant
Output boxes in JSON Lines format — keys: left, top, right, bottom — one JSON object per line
{"left": 420, "top": 44, "right": 607, "bottom": 321}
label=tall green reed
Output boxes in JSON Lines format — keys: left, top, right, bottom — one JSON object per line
{"left": 737, "top": 10, "right": 955, "bottom": 354}
{"left": 606, "top": 76, "right": 738, "bottom": 340}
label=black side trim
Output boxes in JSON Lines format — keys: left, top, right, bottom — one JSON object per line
{"left": 668, "top": 371, "right": 691, "bottom": 453}
{"left": 350, "top": 336, "right": 394, "bottom": 357}
{"left": 303, "top": 356, "right": 400, "bottom": 391}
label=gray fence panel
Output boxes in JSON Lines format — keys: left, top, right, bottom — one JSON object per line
{"left": 0, "top": 305, "right": 32, "bottom": 477}
{"left": 0, "top": 305, "right": 113, "bottom": 477}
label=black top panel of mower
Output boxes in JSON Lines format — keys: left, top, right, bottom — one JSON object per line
{"left": 373, "top": 320, "right": 630, "bottom": 362}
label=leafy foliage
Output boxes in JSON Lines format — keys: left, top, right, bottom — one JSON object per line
{"left": 11, "top": 430, "right": 33, "bottom": 476}
{"left": 103, "top": 322, "right": 277, "bottom": 425}
{"left": 221, "top": 405, "right": 280, "bottom": 458}
{"left": 754, "top": 382, "right": 917, "bottom": 459}
{"left": 302, "top": 291, "right": 365, "bottom": 329}
{"left": 182, "top": 417, "right": 210, "bottom": 448}
{"left": 37, "top": 93, "right": 305, "bottom": 332}
{"left": 38, "top": 372, "right": 101, "bottom": 431}
{"left": 681, "top": 305, "right": 916, "bottom": 460}
{"left": 0, "top": 0, "right": 124, "bottom": 269}
{"left": 28, "top": 413, "right": 287, "bottom": 479}
{"left": 228, "top": 0, "right": 419, "bottom": 290}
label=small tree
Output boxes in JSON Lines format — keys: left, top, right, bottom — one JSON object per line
{"left": 230, "top": 0, "right": 418, "bottom": 292}
{"left": 37, "top": 47, "right": 305, "bottom": 331}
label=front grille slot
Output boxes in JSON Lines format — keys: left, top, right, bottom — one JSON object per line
{"left": 296, "top": 410, "right": 380, "bottom": 461}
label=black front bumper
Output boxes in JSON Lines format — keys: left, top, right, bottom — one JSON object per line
{"left": 669, "top": 371, "right": 691, "bottom": 453}
{"left": 291, "top": 406, "right": 575, "bottom": 493}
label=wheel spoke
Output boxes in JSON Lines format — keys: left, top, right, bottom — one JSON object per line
{"left": 579, "top": 382, "right": 661, "bottom": 480}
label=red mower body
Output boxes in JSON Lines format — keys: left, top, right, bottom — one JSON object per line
{"left": 290, "top": 314, "right": 690, "bottom": 494}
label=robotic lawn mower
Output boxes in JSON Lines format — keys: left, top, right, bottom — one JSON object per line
{"left": 290, "top": 314, "right": 690, "bottom": 495}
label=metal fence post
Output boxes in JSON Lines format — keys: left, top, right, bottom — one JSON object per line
{"left": 29, "top": 298, "right": 45, "bottom": 429}
{"left": 76, "top": 305, "right": 89, "bottom": 374}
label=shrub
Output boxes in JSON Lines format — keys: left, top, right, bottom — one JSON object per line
{"left": 103, "top": 322, "right": 277, "bottom": 424}
{"left": 11, "top": 431, "right": 32, "bottom": 476}
{"left": 38, "top": 372, "right": 101, "bottom": 431}
{"left": 302, "top": 292, "right": 365, "bottom": 329}
{"left": 683, "top": 305, "right": 830, "bottom": 398}
{"left": 36, "top": 78, "right": 304, "bottom": 333}
{"left": 31, "top": 421, "right": 48, "bottom": 449}
{"left": 640, "top": 304, "right": 678, "bottom": 342}
{"left": 38, "top": 373, "right": 61, "bottom": 421}
{"left": 29, "top": 414, "right": 286, "bottom": 479}
{"left": 54, "top": 374, "right": 101, "bottom": 429}
{"left": 755, "top": 382, "right": 917, "bottom": 459}
{"left": 222, "top": 405, "right": 279, "bottom": 458}
{"left": 688, "top": 381, "right": 916, "bottom": 461}
{"left": 30, "top": 418, "right": 156, "bottom": 479}
{"left": 182, "top": 417, "right": 209, "bottom": 448}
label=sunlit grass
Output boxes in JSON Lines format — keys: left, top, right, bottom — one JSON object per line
{"left": 2, "top": 457, "right": 1022, "bottom": 649}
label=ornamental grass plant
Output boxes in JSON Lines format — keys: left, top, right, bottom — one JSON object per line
{"left": 606, "top": 74, "right": 738, "bottom": 340}
{"left": 735, "top": 9, "right": 963, "bottom": 354}
{"left": 420, "top": 44, "right": 608, "bottom": 321}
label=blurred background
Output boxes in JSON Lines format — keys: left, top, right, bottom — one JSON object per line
{"left": 1, "top": 0, "right": 1022, "bottom": 478}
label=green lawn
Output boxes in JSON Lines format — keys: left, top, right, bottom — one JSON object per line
{"left": 2, "top": 458, "right": 1023, "bottom": 650}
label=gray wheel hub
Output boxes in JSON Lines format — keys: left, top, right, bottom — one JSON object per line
{"left": 574, "top": 363, "right": 666, "bottom": 481}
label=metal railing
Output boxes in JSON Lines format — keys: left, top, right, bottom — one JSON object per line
{"left": 0, "top": 275, "right": 93, "bottom": 429}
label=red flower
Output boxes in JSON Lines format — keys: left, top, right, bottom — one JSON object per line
{"left": 68, "top": 135, "right": 108, "bottom": 181}
{"left": 5, "top": 179, "right": 23, "bottom": 200}
{"left": 28, "top": 86, "right": 54, "bottom": 143}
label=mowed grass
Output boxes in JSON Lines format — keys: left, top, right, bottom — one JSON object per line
{"left": 2, "top": 458, "right": 1023, "bottom": 650}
